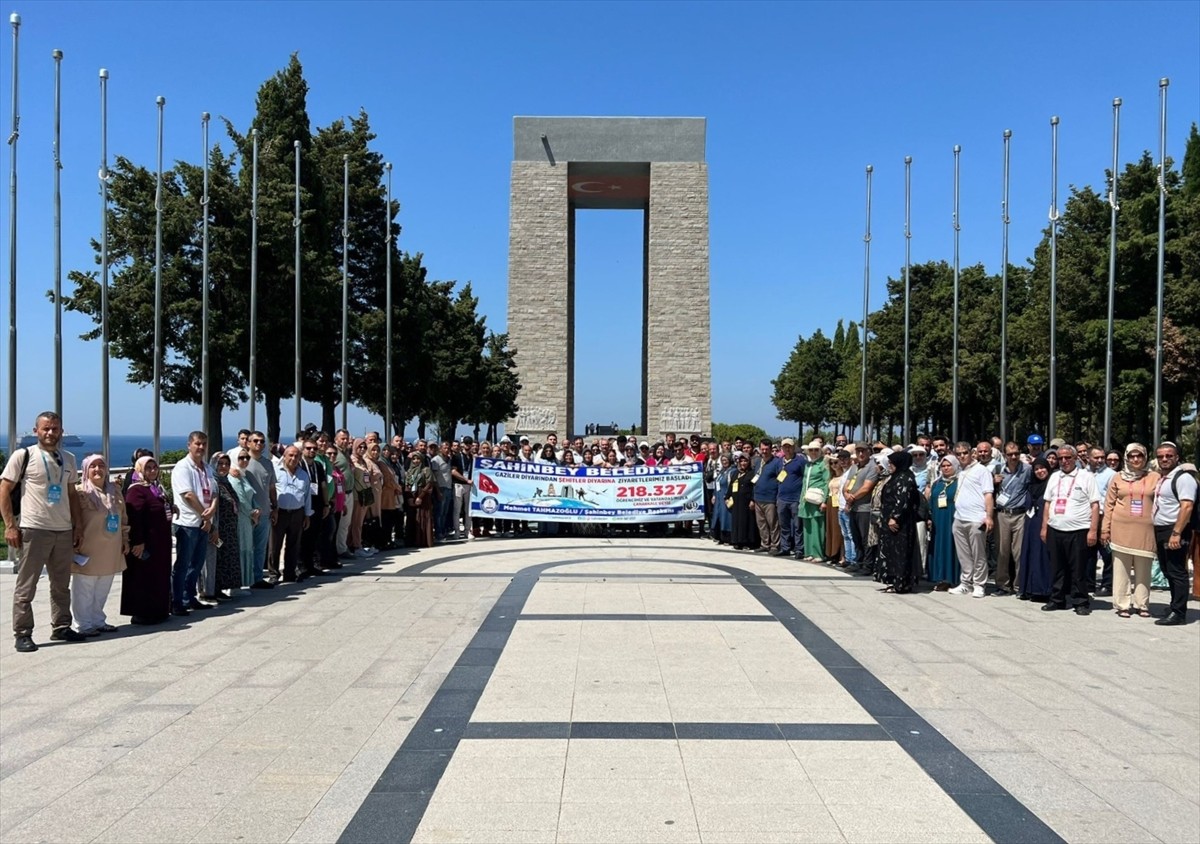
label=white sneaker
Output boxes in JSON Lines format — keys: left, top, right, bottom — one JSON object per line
{"left": 972, "top": 586, "right": 986, "bottom": 598}
{"left": 354, "top": 549, "right": 373, "bottom": 558}
{"left": 948, "top": 584, "right": 972, "bottom": 596}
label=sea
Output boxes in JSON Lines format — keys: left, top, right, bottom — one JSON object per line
{"left": 5, "top": 434, "right": 233, "bottom": 467}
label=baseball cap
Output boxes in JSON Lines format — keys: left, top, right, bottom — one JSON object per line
{"left": 1027, "top": 433, "right": 1044, "bottom": 445}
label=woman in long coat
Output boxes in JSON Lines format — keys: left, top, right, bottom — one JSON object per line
{"left": 404, "top": 451, "right": 437, "bottom": 549}
{"left": 729, "top": 454, "right": 759, "bottom": 550}
{"left": 825, "top": 451, "right": 846, "bottom": 563}
{"left": 227, "top": 449, "right": 259, "bottom": 589}
{"left": 878, "top": 450, "right": 920, "bottom": 593}
{"left": 122, "top": 456, "right": 172, "bottom": 624}
{"left": 72, "top": 454, "right": 129, "bottom": 634}
{"left": 926, "top": 455, "right": 961, "bottom": 590}
{"left": 800, "top": 442, "right": 830, "bottom": 560}
{"left": 710, "top": 454, "right": 734, "bottom": 545}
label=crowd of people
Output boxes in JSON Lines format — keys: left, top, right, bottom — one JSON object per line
{"left": 697, "top": 431, "right": 1196, "bottom": 626}
{"left": 0, "top": 414, "right": 482, "bottom": 652}
{"left": 2, "top": 411, "right": 1196, "bottom": 653}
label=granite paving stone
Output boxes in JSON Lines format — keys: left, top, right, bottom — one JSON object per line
{"left": 1, "top": 536, "right": 1196, "bottom": 844}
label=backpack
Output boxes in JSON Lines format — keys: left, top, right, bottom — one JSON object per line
{"left": 3, "top": 447, "right": 29, "bottom": 520}
{"left": 1169, "top": 467, "right": 1200, "bottom": 533}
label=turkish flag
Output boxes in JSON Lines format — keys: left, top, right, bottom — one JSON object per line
{"left": 568, "top": 175, "right": 650, "bottom": 200}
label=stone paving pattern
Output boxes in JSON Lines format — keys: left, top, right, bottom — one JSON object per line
{"left": 1, "top": 537, "right": 1197, "bottom": 843}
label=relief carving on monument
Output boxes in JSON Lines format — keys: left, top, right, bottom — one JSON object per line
{"left": 515, "top": 406, "right": 558, "bottom": 431}
{"left": 659, "top": 406, "right": 701, "bottom": 433}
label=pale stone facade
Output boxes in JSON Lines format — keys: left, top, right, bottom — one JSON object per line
{"left": 506, "top": 161, "right": 571, "bottom": 440}
{"left": 506, "top": 118, "right": 710, "bottom": 442}
{"left": 645, "top": 162, "right": 711, "bottom": 440}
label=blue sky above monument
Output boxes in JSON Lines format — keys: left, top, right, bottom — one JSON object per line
{"left": 4, "top": 0, "right": 1198, "bottom": 438}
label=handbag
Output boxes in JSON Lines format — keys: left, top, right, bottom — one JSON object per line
{"left": 804, "top": 487, "right": 825, "bottom": 506}
{"left": 357, "top": 488, "right": 376, "bottom": 508}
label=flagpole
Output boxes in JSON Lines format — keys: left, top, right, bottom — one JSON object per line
{"left": 903, "top": 155, "right": 911, "bottom": 443}
{"left": 384, "top": 161, "right": 394, "bottom": 438}
{"left": 859, "top": 165, "right": 872, "bottom": 440}
{"left": 1152, "top": 78, "right": 1168, "bottom": 446}
{"left": 1048, "top": 116, "right": 1060, "bottom": 444}
{"left": 1000, "top": 129, "right": 1012, "bottom": 445}
{"left": 99, "top": 68, "right": 110, "bottom": 462}
{"left": 53, "top": 49, "right": 63, "bottom": 419}
{"left": 340, "top": 153, "right": 349, "bottom": 432}
{"left": 952, "top": 144, "right": 961, "bottom": 444}
{"left": 6, "top": 13, "right": 19, "bottom": 459}
{"left": 1103, "top": 99, "right": 1121, "bottom": 451}
{"left": 152, "top": 95, "right": 164, "bottom": 458}
{"left": 293, "top": 140, "right": 302, "bottom": 439}
{"left": 248, "top": 128, "right": 258, "bottom": 433}
{"left": 200, "top": 112, "right": 210, "bottom": 436}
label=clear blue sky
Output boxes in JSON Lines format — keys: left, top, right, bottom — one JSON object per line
{"left": 3, "top": 0, "right": 1198, "bottom": 439}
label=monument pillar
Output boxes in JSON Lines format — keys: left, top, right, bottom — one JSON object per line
{"left": 506, "top": 117, "right": 710, "bottom": 443}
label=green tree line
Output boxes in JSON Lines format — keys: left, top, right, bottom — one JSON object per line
{"left": 774, "top": 126, "right": 1200, "bottom": 455}
{"left": 63, "top": 55, "right": 519, "bottom": 445}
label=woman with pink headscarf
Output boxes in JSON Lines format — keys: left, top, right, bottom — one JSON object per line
{"left": 71, "top": 454, "right": 129, "bottom": 635}
{"left": 122, "top": 455, "right": 173, "bottom": 625}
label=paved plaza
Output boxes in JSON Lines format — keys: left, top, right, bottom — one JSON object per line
{"left": 1, "top": 537, "right": 1197, "bottom": 843}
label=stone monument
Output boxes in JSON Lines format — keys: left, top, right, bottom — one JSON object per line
{"left": 506, "top": 116, "right": 711, "bottom": 441}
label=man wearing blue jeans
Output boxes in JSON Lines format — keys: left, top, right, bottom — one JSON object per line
{"left": 170, "top": 431, "right": 217, "bottom": 615}
{"left": 774, "top": 438, "right": 807, "bottom": 557}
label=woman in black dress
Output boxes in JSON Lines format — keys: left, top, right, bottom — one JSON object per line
{"left": 878, "top": 450, "right": 920, "bottom": 593}
{"left": 121, "top": 456, "right": 173, "bottom": 625}
{"left": 211, "top": 453, "right": 243, "bottom": 597}
{"left": 1018, "top": 458, "right": 1054, "bottom": 600}
{"left": 729, "top": 454, "right": 759, "bottom": 550}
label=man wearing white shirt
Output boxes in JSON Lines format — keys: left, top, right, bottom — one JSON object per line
{"left": 949, "top": 442, "right": 994, "bottom": 598}
{"left": 170, "top": 431, "right": 218, "bottom": 615}
{"left": 1040, "top": 445, "right": 1100, "bottom": 615}
{"left": 1151, "top": 442, "right": 1196, "bottom": 626}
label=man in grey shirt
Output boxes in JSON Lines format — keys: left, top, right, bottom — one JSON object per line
{"left": 841, "top": 444, "right": 879, "bottom": 575}
{"left": 992, "top": 441, "right": 1032, "bottom": 596}
{"left": 243, "top": 430, "right": 276, "bottom": 588}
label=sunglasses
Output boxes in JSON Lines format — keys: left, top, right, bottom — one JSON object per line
{"left": 250, "top": 437, "right": 264, "bottom": 443}
{"left": 237, "top": 455, "right": 250, "bottom": 462}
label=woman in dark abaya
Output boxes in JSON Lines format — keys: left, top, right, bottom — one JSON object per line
{"left": 729, "top": 454, "right": 759, "bottom": 550}
{"left": 211, "top": 452, "right": 243, "bottom": 597}
{"left": 1017, "top": 457, "right": 1053, "bottom": 601}
{"left": 121, "top": 456, "right": 173, "bottom": 625}
{"left": 878, "top": 450, "right": 920, "bottom": 593}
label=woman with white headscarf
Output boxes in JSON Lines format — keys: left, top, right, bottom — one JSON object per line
{"left": 71, "top": 454, "right": 128, "bottom": 634}
{"left": 1101, "top": 443, "right": 1160, "bottom": 618}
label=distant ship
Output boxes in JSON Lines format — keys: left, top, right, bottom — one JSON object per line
{"left": 18, "top": 432, "right": 85, "bottom": 448}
